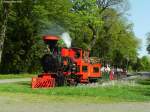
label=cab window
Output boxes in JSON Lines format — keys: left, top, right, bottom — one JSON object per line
{"left": 82, "top": 66, "right": 88, "bottom": 72}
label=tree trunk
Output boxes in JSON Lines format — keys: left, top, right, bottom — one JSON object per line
{"left": 0, "top": 3, "right": 9, "bottom": 64}
{"left": 88, "top": 24, "right": 97, "bottom": 50}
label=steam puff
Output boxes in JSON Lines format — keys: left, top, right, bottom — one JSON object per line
{"left": 60, "top": 32, "right": 72, "bottom": 48}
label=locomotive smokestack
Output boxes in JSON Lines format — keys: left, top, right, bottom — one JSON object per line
{"left": 60, "top": 32, "right": 72, "bottom": 48}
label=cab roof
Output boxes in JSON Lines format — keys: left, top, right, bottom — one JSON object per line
{"left": 43, "top": 35, "right": 60, "bottom": 41}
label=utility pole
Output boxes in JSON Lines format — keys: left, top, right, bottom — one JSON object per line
{"left": 0, "top": 0, "right": 22, "bottom": 64}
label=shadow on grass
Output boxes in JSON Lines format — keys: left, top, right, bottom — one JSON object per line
{"left": 17, "top": 82, "right": 31, "bottom": 86}
{"left": 132, "top": 78, "right": 150, "bottom": 97}
{"left": 137, "top": 78, "right": 150, "bottom": 85}
{"left": 143, "top": 92, "right": 150, "bottom": 96}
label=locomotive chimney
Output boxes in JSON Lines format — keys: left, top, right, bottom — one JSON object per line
{"left": 43, "top": 35, "right": 60, "bottom": 48}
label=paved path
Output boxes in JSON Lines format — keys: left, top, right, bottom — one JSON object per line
{"left": 0, "top": 78, "right": 31, "bottom": 84}
{"left": 0, "top": 95, "right": 150, "bottom": 112}
{"left": 0, "top": 93, "right": 149, "bottom": 112}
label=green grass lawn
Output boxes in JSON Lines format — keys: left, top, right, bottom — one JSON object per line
{"left": 0, "top": 74, "right": 36, "bottom": 79}
{"left": 0, "top": 81, "right": 150, "bottom": 103}
{"left": 0, "top": 74, "right": 149, "bottom": 103}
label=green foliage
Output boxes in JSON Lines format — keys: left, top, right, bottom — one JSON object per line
{"left": 140, "top": 56, "right": 150, "bottom": 71}
{"left": 0, "top": 0, "right": 72, "bottom": 73}
{"left": 132, "top": 56, "right": 150, "bottom": 71}
{"left": 146, "top": 32, "right": 150, "bottom": 54}
{"left": 1, "top": 1, "right": 42, "bottom": 73}
{"left": 0, "top": 0, "right": 141, "bottom": 73}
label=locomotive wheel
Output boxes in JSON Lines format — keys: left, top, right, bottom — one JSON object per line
{"left": 68, "top": 79, "right": 77, "bottom": 86}
{"left": 66, "top": 76, "right": 79, "bottom": 86}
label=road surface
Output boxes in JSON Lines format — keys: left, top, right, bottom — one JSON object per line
{"left": 0, "top": 78, "right": 31, "bottom": 84}
{"left": 0, "top": 93, "right": 150, "bottom": 112}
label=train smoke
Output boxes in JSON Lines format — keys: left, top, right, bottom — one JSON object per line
{"left": 60, "top": 32, "right": 72, "bottom": 48}
{"left": 40, "top": 23, "right": 72, "bottom": 48}
{"left": 41, "top": 23, "right": 64, "bottom": 36}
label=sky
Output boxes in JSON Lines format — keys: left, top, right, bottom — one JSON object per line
{"left": 128, "top": 0, "right": 150, "bottom": 57}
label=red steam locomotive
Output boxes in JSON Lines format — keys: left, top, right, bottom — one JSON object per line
{"left": 32, "top": 35, "right": 102, "bottom": 88}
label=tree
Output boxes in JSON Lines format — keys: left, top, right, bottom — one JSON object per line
{"left": 0, "top": 0, "right": 140, "bottom": 73}
{"left": 92, "top": 8, "right": 139, "bottom": 66}
{"left": 140, "top": 56, "right": 150, "bottom": 71}
{"left": 0, "top": 0, "right": 22, "bottom": 64}
{"left": 0, "top": 1, "right": 10, "bottom": 64}
{"left": 0, "top": 0, "right": 73, "bottom": 73}
{"left": 132, "top": 56, "right": 150, "bottom": 72}
{"left": 146, "top": 32, "right": 150, "bottom": 54}
{"left": 75, "top": 0, "right": 128, "bottom": 50}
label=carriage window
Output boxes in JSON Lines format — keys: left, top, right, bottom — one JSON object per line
{"left": 75, "top": 51, "right": 80, "bottom": 59}
{"left": 82, "top": 66, "right": 88, "bottom": 72}
{"left": 93, "top": 67, "right": 99, "bottom": 73}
